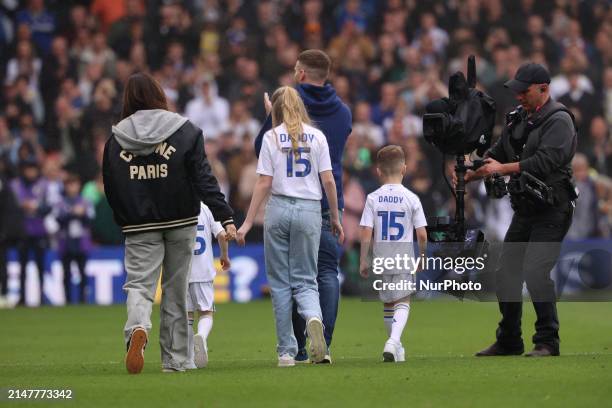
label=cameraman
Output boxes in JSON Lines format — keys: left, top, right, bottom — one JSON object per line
{"left": 464, "top": 63, "right": 577, "bottom": 357}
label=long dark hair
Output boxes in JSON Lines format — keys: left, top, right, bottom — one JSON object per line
{"left": 120, "top": 72, "right": 168, "bottom": 120}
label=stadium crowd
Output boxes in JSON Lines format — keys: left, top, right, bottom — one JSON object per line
{"left": 0, "top": 0, "right": 611, "bottom": 300}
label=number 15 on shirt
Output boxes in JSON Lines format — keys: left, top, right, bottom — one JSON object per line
{"left": 282, "top": 147, "right": 311, "bottom": 177}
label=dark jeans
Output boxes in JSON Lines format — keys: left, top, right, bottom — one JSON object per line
{"left": 62, "top": 251, "right": 88, "bottom": 304}
{"left": 17, "top": 236, "right": 47, "bottom": 305}
{"left": 495, "top": 201, "right": 573, "bottom": 351}
{"left": 293, "top": 211, "right": 341, "bottom": 351}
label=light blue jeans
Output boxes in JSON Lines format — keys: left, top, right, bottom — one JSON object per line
{"left": 264, "top": 195, "right": 323, "bottom": 357}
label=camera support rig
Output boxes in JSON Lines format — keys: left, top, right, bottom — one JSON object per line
{"left": 423, "top": 54, "right": 493, "bottom": 243}
{"left": 453, "top": 155, "right": 484, "bottom": 240}
{"left": 420, "top": 55, "right": 495, "bottom": 299}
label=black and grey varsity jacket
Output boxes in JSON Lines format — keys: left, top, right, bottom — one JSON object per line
{"left": 102, "top": 109, "right": 234, "bottom": 234}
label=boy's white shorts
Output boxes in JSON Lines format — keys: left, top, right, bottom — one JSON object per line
{"left": 186, "top": 281, "right": 215, "bottom": 312}
{"left": 378, "top": 273, "right": 415, "bottom": 303}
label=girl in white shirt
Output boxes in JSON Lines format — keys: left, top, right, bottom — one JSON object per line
{"left": 236, "top": 86, "right": 344, "bottom": 367}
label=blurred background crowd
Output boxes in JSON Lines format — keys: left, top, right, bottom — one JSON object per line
{"left": 0, "top": 0, "right": 611, "bottom": 284}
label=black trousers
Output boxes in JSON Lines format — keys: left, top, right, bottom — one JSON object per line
{"left": 495, "top": 201, "right": 573, "bottom": 351}
{"left": 17, "top": 237, "right": 47, "bottom": 305}
{"left": 62, "top": 251, "right": 88, "bottom": 304}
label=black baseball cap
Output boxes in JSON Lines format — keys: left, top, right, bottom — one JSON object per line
{"left": 504, "top": 62, "right": 551, "bottom": 93}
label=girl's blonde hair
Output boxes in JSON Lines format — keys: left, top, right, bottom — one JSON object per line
{"left": 270, "top": 86, "right": 311, "bottom": 157}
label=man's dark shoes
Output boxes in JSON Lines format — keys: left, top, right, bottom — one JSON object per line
{"left": 525, "top": 344, "right": 559, "bottom": 357}
{"left": 475, "top": 342, "right": 524, "bottom": 356}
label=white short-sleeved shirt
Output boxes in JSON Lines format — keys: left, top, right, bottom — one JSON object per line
{"left": 189, "top": 203, "right": 224, "bottom": 283}
{"left": 359, "top": 184, "right": 428, "bottom": 274}
{"left": 256, "top": 123, "right": 332, "bottom": 200}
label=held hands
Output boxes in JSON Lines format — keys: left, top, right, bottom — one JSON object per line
{"left": 224, "top": 224, "right": 237, "bottom": 242}
{"left": 236, "top": 220, "right": 252, "bottom": 246}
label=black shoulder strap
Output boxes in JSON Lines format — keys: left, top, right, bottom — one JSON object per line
{"left": 530, "top": 106, "right": 576, "bottom": 131}
{"left": 512, "top": 105, "right": 575, "bottom": 160}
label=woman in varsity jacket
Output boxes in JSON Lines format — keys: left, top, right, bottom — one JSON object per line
{"left": 102, "top": 72, "right": 235, "bottom": 374}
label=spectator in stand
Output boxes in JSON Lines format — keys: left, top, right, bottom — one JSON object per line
{"left": 584, "top": 116, "right": 612, "bottom": 177}
{"left": 415, "top": 12, "right": 449, "bottom": 56}
{"left": 5, "top": 40, "right": 42, "bottom": 90}
{"left": 90, "top": 0, "right": 125, "bottom": 34}
{"left": 228, "top": 98, "right": 261, "bottom": 143}
{"left": 11, "top": 158, "right": 50, "bottom": 306}
{"left": 15, "top": 0, "right": 56, "bottom": 56}
{"left": 54, "top": 173, "right": 94, "bottom": 303}
{"left": 352, "top": 101, "right": 384, "bottom": 148}
{"left": 559, "top": 70, "right": 602, "bottom": 149}
{"left": 80, "top": 30, "right": 117, "bottom": 78}
{"left": 371, "top": 82, "right": 397, "bottom": 126}
{"left": 382, "top": 102, "right": 422, "bottom": 140}
{"left": 39, "top": 36, "right": 77, "bottom": 115}
{"left": 185, "top": 76, "right": 230, "bottom": 141}
{"left": 107, "top": 0, "right": 145, "bottom": 60}
{"left": 227, "top": 57, "right": 269, "bottom": 121}
{"left": 567, "top": 154, "right": 600, "bottom": 240}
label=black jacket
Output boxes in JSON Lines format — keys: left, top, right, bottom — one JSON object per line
{"left": 102, "top": 109, "right": 233, "bottom": 234}
{"left": 488, "top": 99, "right": 577, "bottom": 185}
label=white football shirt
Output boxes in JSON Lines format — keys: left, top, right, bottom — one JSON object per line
{"left": 359, "top": 184, "right": 427, "bottom": 274}
{"left": 189, "top": 203, "right": 224, "bottom": 283}
{"left": 256, "top": 123, "right": 332, "bottom": 200}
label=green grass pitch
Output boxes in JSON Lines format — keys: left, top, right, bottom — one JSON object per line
{"left": 1, "top": 299, "right": 611, "bottom": 407}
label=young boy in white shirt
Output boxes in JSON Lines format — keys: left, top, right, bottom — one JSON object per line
{"left": 359, "top": 145, "right": 428, "bottom": 362}
{"left": 187, "top": 203, "right": 230, "bottom": 368}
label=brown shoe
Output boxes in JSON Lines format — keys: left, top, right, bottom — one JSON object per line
{"left": 125, "top": 327, "right": 148, "bottom": 374}
{"left": 475, "top": 342, "right": 524, "bottom": 356}
{"left": 525, "top": 344, "right": 559, "bottom": 357}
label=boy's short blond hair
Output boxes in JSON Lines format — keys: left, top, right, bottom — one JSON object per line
{"left": 376, "top": 145, "right": 406, "bottom": 176}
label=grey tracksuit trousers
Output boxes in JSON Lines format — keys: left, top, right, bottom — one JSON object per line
{"left": 123, "top": 225, "right": 196, "bottom": 371}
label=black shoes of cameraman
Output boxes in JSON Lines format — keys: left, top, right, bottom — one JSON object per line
{"left": 475, "top": 342, "right": 524, "bottom": 356}
{"left": 475, "top": 342, "right": 559, "bottom": 357}
{"left": 524, "top": 344, "right": 560, "bottom": 357}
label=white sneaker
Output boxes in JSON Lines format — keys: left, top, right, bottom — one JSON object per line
{"left": 193, "top": 334, "right": 208, "bottom": 368}
{"left": 382, "top": 339, "right": 403, "bottom": 363}
{"left": 162, "top": 367, "right": 184, "bottom": 373}
{"left": 397, "top": 346, "right": 406, "bottom": 362}
{"left": 319, "top": 354, "right": 332, "bottom": 364}
{"left": 278, "top": 354, "right": 295, "bottom": 367}
{"left": 306, "top": 317, "right": 326, "bottom": 363}
{"left": 0, "top": 296, "right": 8, "bottom": 309}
